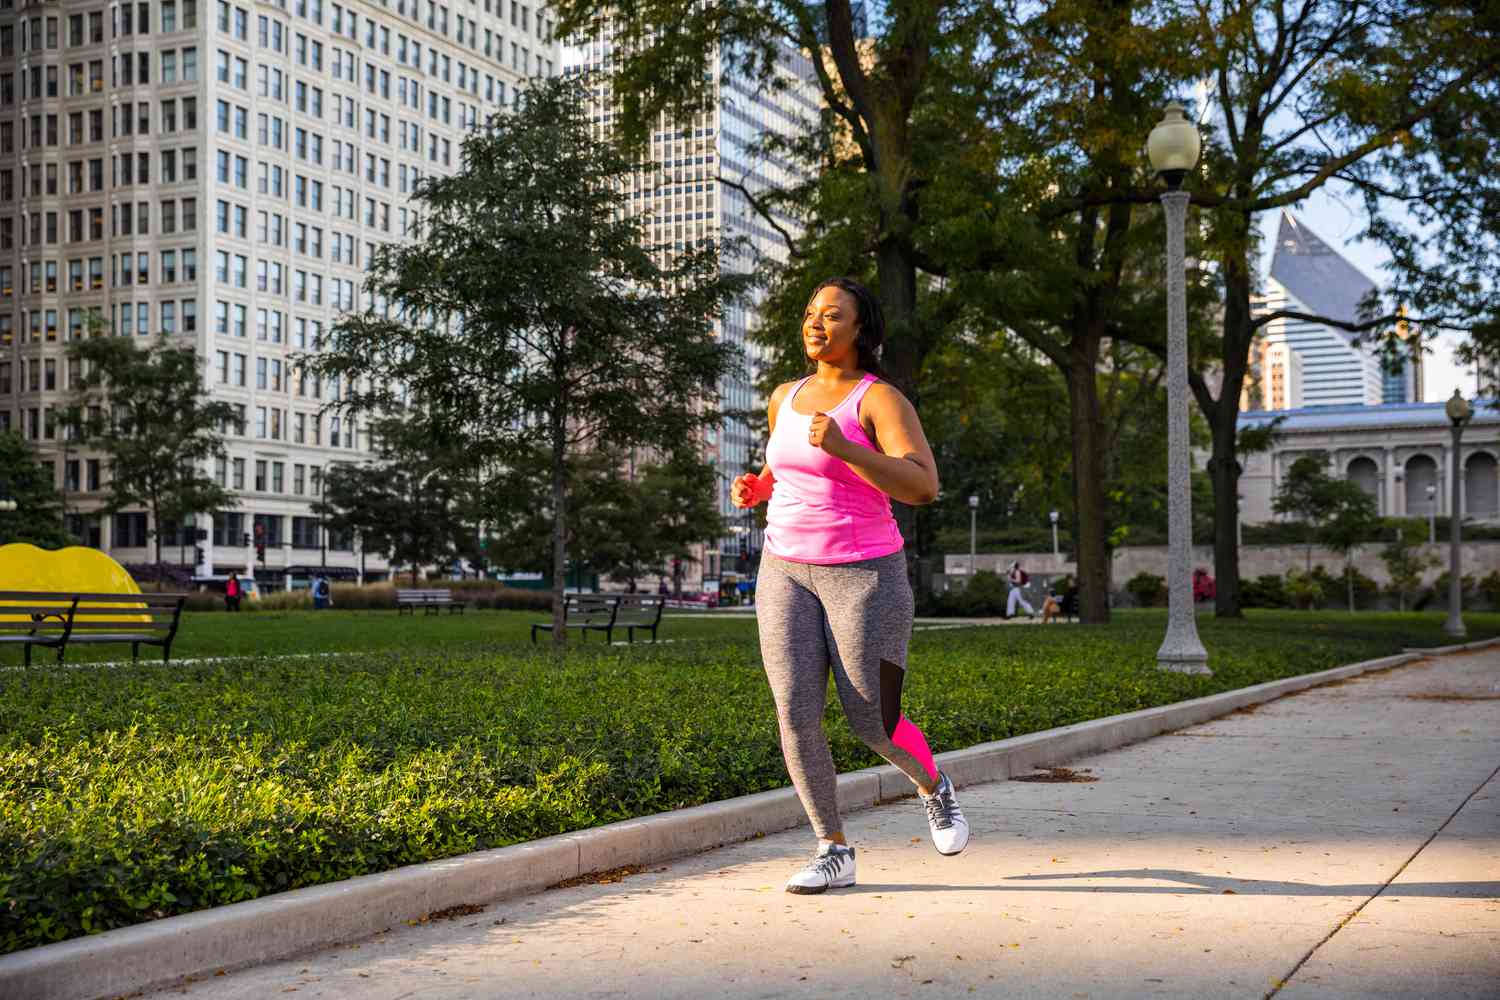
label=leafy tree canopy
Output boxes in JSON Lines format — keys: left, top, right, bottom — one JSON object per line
{"left": 64, "top": 334, "right": 236, "bottom": 568}
{"left": 302, "top": 76, "right": 748, "bottom": 643}
{"left": 0, "top": 432, "right": 72, "bottom": 549}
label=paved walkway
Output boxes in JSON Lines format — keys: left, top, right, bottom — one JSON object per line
{"left": 153, "top": 650, "right": 1499, "bottom": 1000}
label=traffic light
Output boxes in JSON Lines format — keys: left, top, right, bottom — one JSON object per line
{"left": 194, "top": 546, "right": 204, "bottom": 566}
{"left": 254, "top": 523, "right": 266, "bottom": 562}
{"left": 242, "top": 532, "right": 251, "bottom": 546}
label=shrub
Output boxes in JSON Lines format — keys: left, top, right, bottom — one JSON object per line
{"left": 1426, "top": 572, "right": 1477, "bottom": 612}
{"left": 1241, "top": 574, "right": 1289, "bottom": 609}
{"left": 160, "top": 581, "right": 555, "bottom": 613}
{"left": 956, "top": 570, "right": 1008, "bottom": 616}
{"left": 1346, "top": 566, "right": 1381, "bottom": 609}
{"left": 256, "top": 589, "right": 313, "bottom": 612}
{"left": 1125, "top": 572, "right": 1166, "bottom": 608}
{"left": 123, "top": 563, "right": 194, "bottom": 586}
{"left": 1284, "top": 570, "right": 1324, "bottom": 610}
{"left": 1479, "top": 571, "right": 1500, "bottom": 610}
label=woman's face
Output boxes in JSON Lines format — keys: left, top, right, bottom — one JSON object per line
{"left": 802, "top": 286, "right": 860, "bottom": 366}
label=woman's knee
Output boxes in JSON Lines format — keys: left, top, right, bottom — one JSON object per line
{"left": 847, "top": 711, "right": 895, "bottom": 755}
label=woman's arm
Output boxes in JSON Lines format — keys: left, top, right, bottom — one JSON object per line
{"left": 731, "top": 383, "right": 789, "bottom": 507}
{"left": 808, "top": 383, "right": 940, "bottom": 505}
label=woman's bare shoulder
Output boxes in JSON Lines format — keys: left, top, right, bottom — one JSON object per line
{"left": 768, "top": 380, "right": 800, "bottom": 410}
{"left": 863, "top": 379, "right": 916, "bottom": 417}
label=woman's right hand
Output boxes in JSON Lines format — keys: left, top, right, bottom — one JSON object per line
{"left": 731, "top": 473, "right": 768, "bottom": 508}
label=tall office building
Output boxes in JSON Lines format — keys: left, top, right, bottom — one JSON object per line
{"left": 1, "top": 0, "right": 556, "bottom": 586}
{"left": 1249, "top": 210, "right": 1385, "bottom": 408}
{"left": 565, "top": 29, "right": 818, "bottom": 593}
{"left": 1240, "top": 329, "right": 1305, "bottom": 412}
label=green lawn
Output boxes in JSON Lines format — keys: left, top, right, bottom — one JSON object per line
{"left": 1, "top": 609, "right": 1492, "bottom": 954}
{"left": 16, "top": 607, "right": 761, "bottom": 663}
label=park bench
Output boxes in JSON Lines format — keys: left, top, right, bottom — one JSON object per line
{"left": 0, "top": 591, "right": 187, "bottom": 665}
{"left": 395, "top": 588, "right": 468, "bottom": 615}
{"left": 531, "top": 594, "right": 621, "bottom": 644}
{"left": 613, "top": 594, "right": 666, "bottom": 644}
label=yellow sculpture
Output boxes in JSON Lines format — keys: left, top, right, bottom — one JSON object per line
{"left": 0, "top": 544, "right": 144, "bottom": 622}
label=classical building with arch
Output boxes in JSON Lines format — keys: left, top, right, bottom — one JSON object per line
{"left": 1238, "top": 400, "right": 1500, "bottom": 525}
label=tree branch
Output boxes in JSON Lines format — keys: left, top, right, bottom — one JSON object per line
{"left": 715, "top": 174, "right": 803, "bottom": 259}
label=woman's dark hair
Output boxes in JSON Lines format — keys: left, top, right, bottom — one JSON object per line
{"left": 804, "top": 277, "right": 886, "bottom": 377}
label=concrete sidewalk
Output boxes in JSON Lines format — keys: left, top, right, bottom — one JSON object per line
{"left": 151, "top": 651, "right": 1499, "bottom": 1000}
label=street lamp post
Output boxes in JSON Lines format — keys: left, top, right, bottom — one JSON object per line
{"left": 1235, "top": 492, "right": 1244, "bottom": 549}
{"left": 969, "top": 495, "right": 979, "bottom": 581}
{"left": 1444, "top": 389, "right": 1472, "bottom": 638}
{"left": 1049, "top": 510, "right": 1060, "bottom": 560}
{"left": 1147, "top": 104, "right": 1210, "bottom": 674}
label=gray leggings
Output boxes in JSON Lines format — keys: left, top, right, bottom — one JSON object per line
{"left": 756, "top": 551, "right": 939, "bottom": 838}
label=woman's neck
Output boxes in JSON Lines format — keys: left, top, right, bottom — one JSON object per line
{"left": 813, "top": 360, "right": 862, "bottom": 383}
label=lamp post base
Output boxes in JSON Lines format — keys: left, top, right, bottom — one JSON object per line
{"left": 1156, "top": 634, "right": 1211, "bottom": 675}
{"left": 1442, "top": 616, "right": 1466, "bottom": 640}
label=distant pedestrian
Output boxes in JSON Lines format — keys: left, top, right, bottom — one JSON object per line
{"left": 732, "top": 276, "right": 967, "bottom": 897}
{"left": 312, "top": 574, "right": 332, "bottom": 610}
{"left": 224, "top": 571, "right": 242, "bottom": 612}
{"left": 1007, "top": 560, "right": 1036, "bottom": 618}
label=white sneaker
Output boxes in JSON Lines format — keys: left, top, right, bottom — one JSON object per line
{"left": 784, "top": 843, "right": 856, "bottom": 894}
{"left": 922, "top": 771, "right": 970, "bottom": 855}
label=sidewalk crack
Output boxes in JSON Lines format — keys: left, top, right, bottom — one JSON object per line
{"left": 1264, "top": 761, "right": 1500, "bottom": 999}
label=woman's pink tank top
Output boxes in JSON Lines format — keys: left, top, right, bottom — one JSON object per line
{"left": 762, "top": 373, "right": 905, "bottom": 565}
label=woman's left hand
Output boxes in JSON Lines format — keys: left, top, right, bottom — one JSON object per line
{"left": 808, "top": 412, "right": 850, "bottom": 459}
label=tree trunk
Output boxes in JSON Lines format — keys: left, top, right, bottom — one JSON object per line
{"left": 151, "top": 504, "right": 163, "bottom": 579}
{"left": 1063, "top": 340, "right": 1110, "bottom": 624}
{"left": 1208, "top": 215, "right": 1256, "bottom": 618}
{"left": 550, "top": 411, "right": 569, "bottom": 651}
{"left": 1208, "top": 412, "right": 1243, "bottom": 618}
{"left": 1346, "top": 559, "right": 1354, "bottom": 611}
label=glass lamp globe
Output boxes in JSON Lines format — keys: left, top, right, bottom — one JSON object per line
{"left": 1147, "top": 103, "right": 1201, "bottom": 187}
{"left": 1446, "top": 387, "right": 1472, "bottom": 425}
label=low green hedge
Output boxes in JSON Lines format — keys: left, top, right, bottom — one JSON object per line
{"left": 2, "top": 611, "right": 1493, "bottom": 954}
{"left": 162, "top": 581, "right": 554, "bottom": 613}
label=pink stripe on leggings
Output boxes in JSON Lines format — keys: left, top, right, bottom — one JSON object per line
{"left": 891, "top": 715, "right": 938, "bottom": 784}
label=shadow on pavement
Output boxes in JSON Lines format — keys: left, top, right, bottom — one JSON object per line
{"left": 844, "top": 868, "right": 1500, "bottom": 898}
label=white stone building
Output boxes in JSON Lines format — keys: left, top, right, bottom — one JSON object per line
{"left": 1, "top": 0, "right": 557, "bottom": 587}
{"left": 1239, "top": 400, "right": 1500, "bottom": 525}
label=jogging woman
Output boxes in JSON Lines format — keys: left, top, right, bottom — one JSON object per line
{"left": 732, "top": 277, "right": 968, "bottom": 895}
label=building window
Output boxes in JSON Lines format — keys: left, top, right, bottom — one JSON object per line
{"left": 113, "top": 511, "right": 149, "bottom": 548}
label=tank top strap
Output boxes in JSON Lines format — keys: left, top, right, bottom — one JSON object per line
{"left": 781, "top": 376, "right": 813, "bottom": 417}
{"left": 845, "top": 373, "right": 880, "bottom": 418}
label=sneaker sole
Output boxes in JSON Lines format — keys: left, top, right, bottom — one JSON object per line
{"left": 785, "top": 877, "right": 856, "bottom": 895}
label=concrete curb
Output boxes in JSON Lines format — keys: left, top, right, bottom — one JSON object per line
{"left": 5, "top": 639, "right": 1496, "bottom": 1000}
